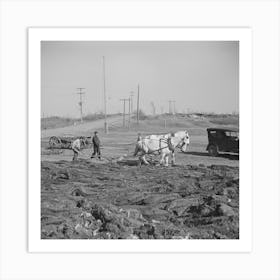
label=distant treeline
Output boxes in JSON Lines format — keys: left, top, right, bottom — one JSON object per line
{"left": 139, "top": 112, "right": 239, "bottom": 126}
{"left": 207, "top": 114, "right": 239, "bottom": 126}
{"left": 177, "top": 113, "right": 239, "bottom": 126}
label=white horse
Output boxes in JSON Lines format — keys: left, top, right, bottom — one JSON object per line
{"left": 134, "top": 131, "right": 190, "bottom": 166}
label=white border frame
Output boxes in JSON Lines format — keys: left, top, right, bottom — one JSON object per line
{"left": 28, "top": 27, "right": 252, "bottom": 253}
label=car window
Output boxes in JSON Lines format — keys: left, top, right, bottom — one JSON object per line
{"left": 217, "top": 131, "right": 225, "bottom": 138}
{"left": 231, "top": 132, "right": 239, "bottom": 138}
{"left": 209, "top": 131, "right": 217, "bottom": 137}
{"left": 224, "top": 131, "right": 239, "bottom": 137}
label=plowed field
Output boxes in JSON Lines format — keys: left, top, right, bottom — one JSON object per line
{"left": 41, "top": 160, "right": 239, "bottom": 239}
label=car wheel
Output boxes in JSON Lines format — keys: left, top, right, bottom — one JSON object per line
{"left": 208, "top": 145, "right": 218, "bottom": 157}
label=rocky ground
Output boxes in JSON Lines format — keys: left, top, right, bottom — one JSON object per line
{"left": 41, "top": 159, "right": 239, "bottom": 239}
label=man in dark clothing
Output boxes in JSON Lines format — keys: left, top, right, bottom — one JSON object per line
{"left": 91, "top": 131, "right": 101, "bottom": 159}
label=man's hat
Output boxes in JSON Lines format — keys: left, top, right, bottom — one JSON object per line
{"left": 94, "top": 131, "right": 98, "bottom": 134}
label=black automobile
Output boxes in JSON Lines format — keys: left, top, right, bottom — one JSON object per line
{"left": 206, "top": 128, "right": 239, "bottom": 156}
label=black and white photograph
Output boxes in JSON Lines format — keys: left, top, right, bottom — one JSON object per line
{"left": 2, "top": 0, "right": 280, "bottom": 279}
{"left": 40, "top": 40, "right": 240, "bottom": 240}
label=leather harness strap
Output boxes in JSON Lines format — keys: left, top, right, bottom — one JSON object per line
{"left": 167, "top": 137, "right": 175, "bottom": 152}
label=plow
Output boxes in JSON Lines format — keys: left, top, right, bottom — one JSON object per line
{"left": 48, "top": 136, "right": 91, "bottom": 149}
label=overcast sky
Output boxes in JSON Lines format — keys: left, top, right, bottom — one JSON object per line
{"left": 41, "top": 41, "right": 239, "bottom": 117}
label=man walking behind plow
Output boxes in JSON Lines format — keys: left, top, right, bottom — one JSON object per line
{"left": 71, "top": 138, "right": 84, "bottom": 162}
{"left": 91, "top": 131, "right": 101, "bottom": 160}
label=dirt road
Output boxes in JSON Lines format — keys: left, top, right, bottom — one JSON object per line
{"left": 41, "top": 115, "right": 124, "bottom": 139}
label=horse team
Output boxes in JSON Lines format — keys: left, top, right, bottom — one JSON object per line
{"left": 134, "top": 130, "right": 190, "bottom": 166}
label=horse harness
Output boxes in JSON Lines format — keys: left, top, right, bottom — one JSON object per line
{"left": 157, "top": 135, "right": 186, "bottom": 154}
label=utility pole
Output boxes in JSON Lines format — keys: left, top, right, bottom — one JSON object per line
{"left": 137, "top": 84, "right": 140, "bottom": 124}
{"left": 130, "top": 91, "right": 134, "bottom": 115}
{"left": 168, "top": 100, "right": 176, "bottom": 115}
{"left": 120, "top": 98, "right": 129, "bottom": 127}
{"left": 128, "top": 97, "right": 131, "bottom": 129}
{"left": 172, "top": 100, "right": 176, "bottom": 115}
{"left": 151, "top": 102, "right": 156, "bottom": 115}
{"left": 168, "top": 100, "right": 173, "bottom": 114}
{"left": 76, "top": 87, "right": 85, "bottom": 122}
{"left": 103, "top": 56, "right": 108, "bottom": 134}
